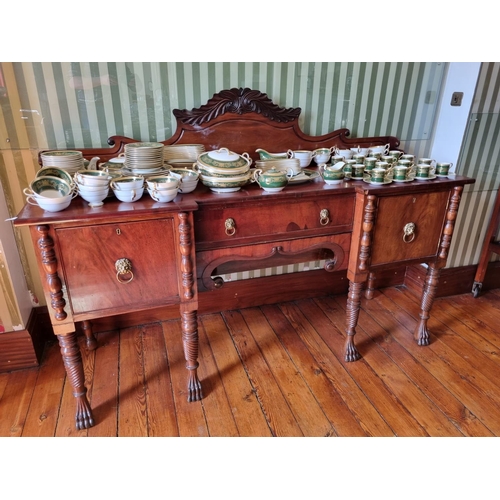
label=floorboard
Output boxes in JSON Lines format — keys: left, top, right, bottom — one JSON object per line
{"left": 2, "top": 286, "right": 500, "bottom": 438}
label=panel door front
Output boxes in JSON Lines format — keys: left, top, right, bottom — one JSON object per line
{"left": 56, "top": 219, "right": 180, "bottom": 316}
{"left": 370, "top": 191, "right": 450, "bottom": 266}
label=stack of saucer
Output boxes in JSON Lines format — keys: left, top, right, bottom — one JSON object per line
{"left": 164, "top": 144, "right": 205, "bottom": 168}
{"left": 40, "top": 150, "right": 85, "bottom": 174}
{"left": 122, "top": 142, "right": 165, "bottom": 175}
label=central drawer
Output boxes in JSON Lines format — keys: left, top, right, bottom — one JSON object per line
{"left": 194, "top": 193, "right": 355, "bottom": 249}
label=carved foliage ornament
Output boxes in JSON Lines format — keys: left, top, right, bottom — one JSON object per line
{"left": 173, "top": 88, "right": 302, "bottom": 126}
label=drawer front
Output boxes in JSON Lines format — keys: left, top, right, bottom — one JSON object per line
{"left": 56, "top": 219, "right": 180, "bottom": 316}
{"left": 195, "top": 194, "right": 355, "bottom": 246}
{"left": 370, "top": 191, "right": 450, "bottom": 266}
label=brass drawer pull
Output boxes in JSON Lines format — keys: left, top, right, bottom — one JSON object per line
{"left": 320, "top": 209, "right": 330, "bottom": 226}
{"left": 225, "top": 218, "right": 236, "bottom": 236}
{"left": 403, "top": 222, "right": 416, "bottom": 243}
{"left": 115, "top": 258, "right": 134, "bottom": 284}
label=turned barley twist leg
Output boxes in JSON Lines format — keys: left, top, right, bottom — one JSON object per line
{"left": 181, "top": 310, "right": 203, "bottom": 402}
{"left": 345, "top": 281, "right": 363, "bottom": 362}
{"left": 58, "top": 332, "right": 94, "bottom": 429}
{"left": 414, "top": 264, "right": 441, "bottom": 346}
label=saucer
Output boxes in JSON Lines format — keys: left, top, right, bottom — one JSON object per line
{"left": 415, "top": 174, "right": 437, "bottom": 181}
{"left": 288, "top": 169, "right": 320, "bottom": 184}
{"left": 363, "top": 178, "right": 392, "bottom": 185}
{"left": 436, "top": 174, "right": 449, "bottom": 178}
{"left": 392, "top": 177, "right": 415, "bottom": 183}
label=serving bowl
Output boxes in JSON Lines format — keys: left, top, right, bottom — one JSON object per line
{"left": 24, "top": 175, "right": 74, "bottom": 198}
{"left": 145, "top": 175, "right": 180, "bottom": 190}
{"left": 197, "top": 148, "right": 252, "bottom": 170}
{"left": 110, "top": 176, "right": 145, "bottom": 190}
{"left": 170, "top": 168, "right": 200, "bottom": 193}
{"left": 75, "top": 169, "right": 112, "bottom": 187}
{"left": 26, "top": 191, "right": 77, "bottom": 212}
{"left": 36, "top": 167, "right": 75, "bottom": 187}
{"left": 78, "top": 187, "right": 109, "bottom": 207}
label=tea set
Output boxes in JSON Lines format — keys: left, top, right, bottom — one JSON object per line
{"left": 25, "top": 143, "right": 455, "bottom": 213}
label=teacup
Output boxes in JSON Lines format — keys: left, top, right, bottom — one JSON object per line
{"left": 353, "top": 154, "right": 365, "bottom": 164}
{"left": 368, "top": 167, "right": 388, "bottom": 184}
{"left": 369, "top": 143, "right": 390, "bottom": 156}
{"left": 364, "top": 157, "right": 378, "bottom": 170}
{"left": 400, "top": 154, "right": 415, "bottom": 162}
{"left": 331, "top": 155, "right": 346, "bottom": 164}
{"left": 343, "top": 159, "right": 357, "bottom": 179}
{"left": 415, "top": 163, "right": 435, "bottom": 179}
{"left": 389, "top": 150, "right": 403, "bottom": 161}
{"left": 397, "top": 159, "right": 413, "bottom": 168}
{"left": 292, "top": 150, "right": 314, "bottom": 167}
{"left": 392, "top": 165, "right": 412, "bottom": 181}
{"left": 381, "top": 155, "right": 396, "bottom": 165}
{"left": 313, "top": 148, "right": 333, "bottom": 165}
{"left": 436, "top": 162, "right": 453, "bottom": 177}
{"left": 375, "top": 161, "right": 390, "bottom": 171}
{"left": 336, "top": 149, "right": 354, "bottom": 159}
{"left": 350, "top": 147, "right": 370, "bottom": 156}
{"left": 418, "top": 158, "right": 435, "bottom": 166}
{"left": 351, "top": 163, "right": 366, "bottom": 180}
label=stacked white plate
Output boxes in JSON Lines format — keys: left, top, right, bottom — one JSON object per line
{"left": 40, "top": 150, "right": 85, "bottom": 174}
{"left": 123, "top": 142, "right": 165, "bottom": 174}
{"left": 164, "top": 144, "right": 205, "bottom": 168}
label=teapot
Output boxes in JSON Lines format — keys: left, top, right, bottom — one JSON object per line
{"left": 253, "top": 166, "right": 293, "bottom": 192}
{"left": 85, "top": 156, "right": 100, "bottom": 170}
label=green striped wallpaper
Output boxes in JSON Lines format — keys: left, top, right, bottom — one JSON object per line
{"left": 1, "top": 61, "right": 498, "bottom": 313}
{"left": 2, "top": 62, "right": 446, "bottom": 151}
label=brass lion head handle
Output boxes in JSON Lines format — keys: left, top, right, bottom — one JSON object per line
{"left": 403, "top": 222, "right": 416, "bottom": 243}
{"left": 115, "top": 258, "right": 134, "bottom": 284}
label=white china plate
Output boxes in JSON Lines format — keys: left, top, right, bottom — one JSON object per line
{"left": 415, "top": 174, "right": 437, "bottom": 181}
{"left": 288, "top": 169, "right": 320, "bottom": 184}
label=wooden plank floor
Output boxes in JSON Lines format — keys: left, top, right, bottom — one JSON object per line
{"left": 1, "top": 285, "right": 500, "bottom": 437}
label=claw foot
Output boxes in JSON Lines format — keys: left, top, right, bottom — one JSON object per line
{"left": 344, "top": 337, "right": 361, "bottom": 362}
{"left": 75, "top": 394, "right": 95, "bottom": 429}
{"left": 414, "top": 320, "right": 431, "bottom": 346}
{"left": 187, "top": 372, "right": 203, "bottom": 402}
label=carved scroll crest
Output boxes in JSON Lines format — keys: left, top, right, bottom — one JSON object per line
{"left": 173, "top": 87, "right": 302, "bottom": 126}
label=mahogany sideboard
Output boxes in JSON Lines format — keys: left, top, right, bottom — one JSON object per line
{"left": 19, "top": 88, "right": 475, "bottom": 429}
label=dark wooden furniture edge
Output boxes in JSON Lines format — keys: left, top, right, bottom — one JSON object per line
{"left": 0, "top": 306, "right": 52, "bottom": 372}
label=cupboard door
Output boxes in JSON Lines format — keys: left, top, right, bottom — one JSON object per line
{"left": 56, "top": 219, "right": 180, "bottom": 316}
{"left": 370, "top": 191, "right": 450, "bottom": 266}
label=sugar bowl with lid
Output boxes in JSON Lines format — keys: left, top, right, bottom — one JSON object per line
{"left": 253, "top": 166, "right": 294, "bottom": 192}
